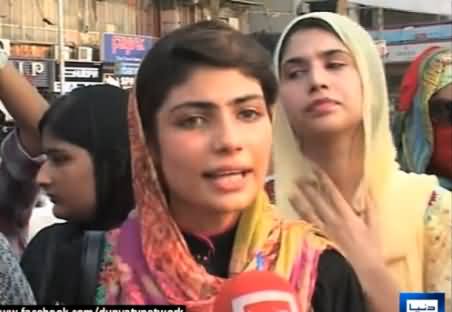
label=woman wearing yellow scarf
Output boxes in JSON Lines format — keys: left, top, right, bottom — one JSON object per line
{"left": 272, "top": 12, "right": 451, "bottom": 312}
{"left": 96, "top": 20, "right": 367, "bottom": 311}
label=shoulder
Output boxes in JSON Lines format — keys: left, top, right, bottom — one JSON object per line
{"left": 316, "top": 249, "right": 356, "bottom": 284}
{"left": 424, "top": 186, "right": 451, "bottom": 242}
{"left": 312, "top": 249, "right": 367, "bottom": 312}
{"left": 22, "top": 222, "right": 72, "bottom": 264}
{"left": 29, "top": 222, "right": 72, "bottom": 243}
{"left": 280, "top": 218, "right": 332, "bottom": 249}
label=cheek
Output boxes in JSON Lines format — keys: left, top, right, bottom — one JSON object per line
{"left": 73, "top": 164, "right": 97, "bottom": 213}
{"left": 280, "top": 83, "right": 306, "bottom": 110}
{"left": 250, "top": 122, "right": 272, "bottom": 180}
{"left": 343, "top": 76, "right": 363, "bottom": 118}
{"left": 158, "top": 133, "right": 205, "bottom": 183}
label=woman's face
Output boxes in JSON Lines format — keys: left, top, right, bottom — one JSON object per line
{"left": 279, "top": 27, "right": 363, "bottom": 139}
{"left": 154, "top": 66, "right": 272, "bottom": 216}
{"left": 36, "top": 131, "right": 97, "bottom": 221}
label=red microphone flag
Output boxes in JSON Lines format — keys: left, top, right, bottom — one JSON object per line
{"left": 213, "top": 270, "right": 301, "bottom": 312}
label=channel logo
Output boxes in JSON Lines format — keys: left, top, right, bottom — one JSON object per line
{"left": 400, "top": 292, "right": 445, "bottom": 312}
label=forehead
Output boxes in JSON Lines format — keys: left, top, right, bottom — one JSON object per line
{"left": 41, "top": 130, "right": 85, "bottom": 154}
{"left": 161, "top": 67, "right": 263, "bottom": 110}
{"left": 281, "top": 28, "right": 348, "bottom": 62}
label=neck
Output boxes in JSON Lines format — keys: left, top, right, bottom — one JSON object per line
{"left": 301, "top": 129, "right": 364, "bottom": 204}
{"left": 169, "top": 200, "right": 241, "bottom": 237}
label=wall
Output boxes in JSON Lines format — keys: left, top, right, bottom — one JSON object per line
{"left": 0, "top": 0, "right": 159, "bottom": 46}
{"left": 246, "top": 0, "right": 295, "bottom": 33}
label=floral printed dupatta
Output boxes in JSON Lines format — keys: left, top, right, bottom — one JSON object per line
{"left": 97, "top": 90, "right": 330, "bottom": 311}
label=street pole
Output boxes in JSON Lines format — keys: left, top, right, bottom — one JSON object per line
{"left": 336, "top": 0, "right": 348, "bottom": 15}
{"left": 58, "top": 0, "right": 65, "bottom": 95}
{"left": 377, "top": 7, "right": 384, "bottom": 39}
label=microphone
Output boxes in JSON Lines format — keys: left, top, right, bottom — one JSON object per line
{"left": 213, "top": 270, "right": 301, "bottom": 312}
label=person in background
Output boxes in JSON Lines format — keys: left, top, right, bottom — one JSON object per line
{"left": 21, "top": 85, "right": 133, "bottom": 304}
{"left": 393, "top": 47, "right": 452, "bottom": 190}
{"left": 0, "top": 44, "right": 48, "bottom": 255}
{"left": 271, "top": 12, "right": 451, "bottom": 312}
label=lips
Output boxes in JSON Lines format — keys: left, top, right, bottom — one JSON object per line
{"left": 203, "top": 167, "right": 253, "bottom": 193}
{"left": 305, "top": 97, "right": 339, "bottom": 114}
{"left": 203, "top": 168, "right": 252, "bottom": 178}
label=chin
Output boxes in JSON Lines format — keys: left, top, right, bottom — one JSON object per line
{"left": 52, "top": 205, "right": 69, "bottom": 220}
{"left": 303, "top": 118, "right": 357, "bottom": 135}
{"left": 209, "top": 192, "right": 258, "bottom": 213}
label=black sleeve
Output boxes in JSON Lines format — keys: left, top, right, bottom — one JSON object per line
{"left": 311, "top": 250, "right": 368, "bottom": 312}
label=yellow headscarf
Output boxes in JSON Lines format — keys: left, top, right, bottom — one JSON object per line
{"left": 271, "top": 12, "right": 451, "bottom": 305}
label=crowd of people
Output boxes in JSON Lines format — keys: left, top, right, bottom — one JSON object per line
{"left": 0, "top": 11, "right": 450, "bottom": 312}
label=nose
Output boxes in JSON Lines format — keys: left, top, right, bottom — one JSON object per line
{"left": 36, "top": 160, "right": 52, "bottom": 189}
{"left": 307, "top": 63, "right": 328, "bottom": 93}
{"left": 211, "top": 115, "right": 243, "bottom": 154}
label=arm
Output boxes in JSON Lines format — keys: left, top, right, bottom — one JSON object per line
{"left": 0, "top": 52, "right": 48, "bottom": 156}
{"left": 424, "top": 187, "right": 451, "bottom": 312}
{"left": 0, "top": 49, "right": 48, "bottom": 253}
{"left": 311, "top": 250, "right": 368, "bottom": 312}
{"left": 0, "top": 131, "right": 44, "bottom": 254}
{"left": 346, "top": 254, "right": 399, "bottom": 312}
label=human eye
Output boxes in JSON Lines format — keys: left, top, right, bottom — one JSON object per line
{"left": 326, "top": 62, "right": 346, "bottom": 70}
{"left": 238, "top": 108, "right": 263, "bottom": 122}
{"left": 286, "top": 68, "right": 308, "bottom": 80}
{"left": 48, "top": 153, "right": 70, "bottom": 166}
{"left": 176, "top": 115, "right": 207, "bottom": 129}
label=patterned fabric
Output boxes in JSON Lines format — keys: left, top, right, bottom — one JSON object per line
{"left": 0, "top": 232, "right": 35, "bottom": 304}
{"left": 394, "top": 48, "right": 452, "bottom": 190}
{"left": 97, "top": 90, "right": 332, "bottom": 311}
{"left": 424, "top": 187, "right": 452, "bottom": 312}
{"left": 0, "top": 130, "right": 44, "bottom": 255}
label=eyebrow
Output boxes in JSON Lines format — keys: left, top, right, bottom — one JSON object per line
{"left": 169, "top": 94, "right": 265, "bottom": 113}
{"left": 282, "top": 49, "right": 351, "bottom": 67}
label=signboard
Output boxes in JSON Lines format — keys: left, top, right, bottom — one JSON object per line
{"left": 103, "top": 74, "right": 135, "bottom": 89}
{"left": 55, "top": 61, "right": 102, "bottom": 82}
{"left": 11, "top": 58, "right": 54, "bottom": 88}
{"left": 53, "top": 61, "right": 103, "bottom": 93}
{"left": 369, "top": 23, "right": 452, "bottom": 44}
{"left": 53, "top": 81, "right": 103, "bottom": 94}
{"left": 101, "top": 33, "right": 157, "bottom": 63}
{"left": 114, "top": 62, "right": 140, "bottom": 76}
{"left": 384, "top": 41, "right": 451, "bottom": 63}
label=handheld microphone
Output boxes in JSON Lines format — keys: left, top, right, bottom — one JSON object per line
{"left": 213, "top": 270, "right": 301, "bottom": 312}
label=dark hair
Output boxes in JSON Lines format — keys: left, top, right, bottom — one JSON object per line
{"left": 136, "top": 20, "right": 278, "bottom": 141}
{"left": 278, "top": 18, "right": 338, "bottom": 69}
{"left": 249, "top": 31, "right": 281, "bottom": 56}
{"left": 39, "top": 85, "right": 133, "bottom": 230}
